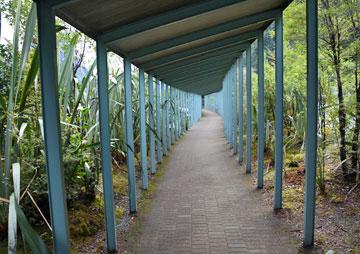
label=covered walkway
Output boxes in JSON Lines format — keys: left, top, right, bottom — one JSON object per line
{"left": 133, "top": 111, "right": 296, "bottom": 253}
{"left": 30, "top": 0, "right": 319, "bottom": 252}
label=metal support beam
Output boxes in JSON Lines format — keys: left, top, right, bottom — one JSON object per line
{"left": 257, "top": 33, "right": 265, "bottom": 189}
{"left": 173, "top": 78, "right": 225, "bottom": 90}
{"left": 170, "top": 87, "right": 175, "bottom": 144}
{"left": 128, "top": 9, "right": 279, "bottom": 60}
{"left": 166, "top": 85, "right": 171, "bottom": 150}
{"left": 175, "top": 89, "right": 180, "bottom": 140}
{"left": 98, "top": 0, "right": 247, "bottom": 43}
{"left": 162, "top": 83, "right": 168, "bottom": 155}
{"left": 238, "top": 54, "right": 244, "bottom": 163}
{"left": 229, "top": 72, "right": 233, "bottom": 149}
{"left": 141, "top": 31, "right": 257, "bottom": 70}
{"left": 39, "top": 0, "right": 80, "bottom": 9}
{"left": 232, "top": 64, "right": 238, "bottom": 154}
{"left": 166, "top": 67, "right": 231, "bottom": 84}
{"left": 178, "top": 90, "right": 182, "bottom": 136}
{"left": 139, "top": 69, "right": 148, "bottom": 190}
{"left": 274, "top": 12, "right": 284, "bottom": 210}
{"left": 159, "top": 61, "right": 233, "bottom": 80}
{"left": 304, "top": 0, "right": 318, "bottom": 247}
{"left": 96, "top": 41, "right": 117, "bottom": 252}
{"left": 124, "top": 58, "right": 137, "bottom": 213}
{"left": 36, "top": 3, "right": 69, "bottom": 252}
{"left": 156, "top": 79, "right": 163, "bottom": 162}
{"left": 148, "top": 75, "right": 156, "bottom": 174}
{"left": 182, "top": 91, "right": 185, "bottom": 133}
{"left": 245, "top": 46, "right": 252, "bottom": 173}
{"left": 152, "top": 50, "right": 245, "bottom": 74}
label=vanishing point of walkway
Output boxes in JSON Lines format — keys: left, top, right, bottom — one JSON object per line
{"left": 134, "top": 111, "right": 297, "bottom": 253}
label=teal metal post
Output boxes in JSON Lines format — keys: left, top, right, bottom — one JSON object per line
{"left": 246, "top": 47, "right": 252, "bottom": 173}
{"left": 170, "top": 87, "right": 175, "bottom": 145}
{"left": 229, "top": 74, "right": 232, "bottom": 146}
{"left": 148, "top": 75, "right": 156, "bottom": 174}
{"left": 190, "top": 94, "right": 192, "bottom": 128}
{"left": 179, "top": 91, "right": 182, "bottom": 133}
{"left": 225, "top": 77, "right": 228, "bottom": 140}
{"left": 188, "top": 93, "right": 191, "bottom": 128}
{"left": 139, "top": 69, "right": 148, "bottom": 190}
{"left": 274, "top": 12, "right": 284, "bottom": 209}
{"left": 226, "top": 75, "right": 229, "bottom": 141}
{"left": 229, "top": 75, "right": 231, "bottom": 144}
{"left": 238, "top": 55, "right": 244, "bottom": 163}
{"left": 96, "top": 41, "right": 117, "bottom": 251}
{"left": 180, "top": 91, "right": 183, "bottom": 133}
{"left": 182, "top": 91, "right": 186, "bottom": 132}
{"left": 37, "top": 3, "right": 69, "bottom": 252}
{"left": 185, "top": 92, "right": 190, "bottom": 131}
{"left": 156, "top": 79, "right": 162, "bottom": 162}
{"left": 304, "top": 0, "right": 318, "bottom": 246}
{"left": 162, "top": 83, "right": 167, "bottom": 155}
{"left": 257, "top": 33, "right": 265, "bottom": 189}
{"left": 232, "top": 65, "right": 238, "bottom": 154}
{"left": 166, "top": 85, "right": 171, "bottom": 150}
{"left": 177, "top": 90, "right": 181, "bottom": 138}
{"left": 188, "top": 92, "right": 190, "bottom": 129}
{"left": 178, "top": 90, "right": 182, "bottom": 136}
{"left": 124, "top": 58, "right": 137, "bottom": 213}
{"left": 174, "top": 89, "right": 178, "bottom": 141}
{"left": 191, "top": 94, "right": 194, "bottom": 127}
{"left": 172, "top": 88, "right": 176, "bottom": 144}
{"left": 191, "top": 94, "right": 194, "bottom": 126}
{"left": 190, "top": 93, "right": 195, "bottom": 126}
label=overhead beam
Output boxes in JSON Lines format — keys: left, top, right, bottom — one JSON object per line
{"left": 176, "top": 82, "right": 224, "bottom": 95}
{"left": 141, "top": 31, "right": 257, "bottom": 70}
{"left": 141, "top": 31, "right": 255, "bottom": 70}
{"left": 157, "top": 60, "right": 234, "bottom": 78}
{"left": 166, "top": 68, "right": 230, "bottom": 84}
{"left": 172, "top": 74, "right": 224, "bottom": 85}
{"left": 174, "top": 83, "right": 222, "bottom": 95}
{"left": 98, "top": 0, "right": 247, "bottom": 43}
{"left": 36, "top": 0, "right": 81, "bottom": 8}
{"left": 128, "top": 9, "right": 278, "bottom": 60}
{"left": 159, "top": 62, "right": 233, "bottom": 80}
{"left": 171, "top": 77, "right": 223, "bottom": 88}
{"left": 151, "top": 49, "right": 244, "bottom": 74}
{"left": 170, "top": 75, "right": 225, "bottom": 88}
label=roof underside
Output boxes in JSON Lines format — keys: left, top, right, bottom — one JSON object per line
{"left": 52, "top": 0, "right": 292, "bottom": 95}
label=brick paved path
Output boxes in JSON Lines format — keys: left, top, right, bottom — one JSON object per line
{"left": 135, "top": 111, "right": 297, "bottom": 253}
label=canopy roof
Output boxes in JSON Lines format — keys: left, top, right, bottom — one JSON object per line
{"left": 47, "top": 0, "right": 292, "bottom": 95}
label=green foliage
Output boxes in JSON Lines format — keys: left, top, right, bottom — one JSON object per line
{"left": 0, "top": 0, "right": 359, "bottom": 251}
{"left": 0, "top": 44, "right": 12, "bottom": 99}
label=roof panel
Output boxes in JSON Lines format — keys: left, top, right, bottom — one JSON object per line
{"left": 112, "top": 0, "right": 282, "bottom": 52}
{"left": 56, "top": 0, "right": 201, "bottom": 36}
{"left": 51, "top": 0, "right": 293, "bottom": 95}
{"left": 131, "top": 21, "right": 268, "bottom": 64}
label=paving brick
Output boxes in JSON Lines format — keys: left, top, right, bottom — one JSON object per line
{"left": 132, "top": 111, "right": 297, "bottom": 253}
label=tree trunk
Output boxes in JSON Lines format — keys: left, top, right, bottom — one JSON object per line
{"left": 351, "top": 63, "right": 360, "bottom": 180}
{"left": 335, "top": 63, "right": 348, "bottom": 175}
{"left": 321, "top": 0, "right": 348, "bottom": 175}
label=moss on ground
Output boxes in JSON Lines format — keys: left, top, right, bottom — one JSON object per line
{"left": 68, "top": 198, "right": 104, "bottom": 238}
{"left": 283, "top": 186, "right": 304, "bottom": 210}
{"left": 112, "top": 166, "right": 128, "bottom": 195}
